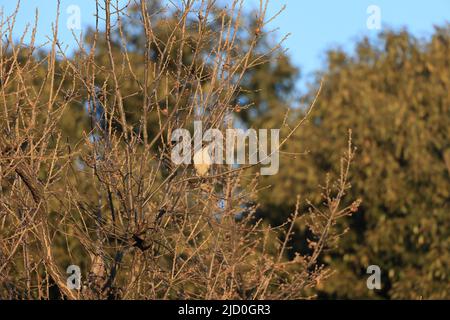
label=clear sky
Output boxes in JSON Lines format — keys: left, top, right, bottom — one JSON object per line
{"left": 1, "top": 0, "right": 449, "bottom": 89}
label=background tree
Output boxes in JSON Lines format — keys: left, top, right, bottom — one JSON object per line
{"left": 257, "top": 26, "right": 450, "bottom": 299}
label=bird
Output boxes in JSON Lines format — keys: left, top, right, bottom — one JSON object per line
{"left": 193, "top": 143, "right": 213, "bottom": 177}
{"left": 132, "top": 234, "right": 151, "bottom": 252}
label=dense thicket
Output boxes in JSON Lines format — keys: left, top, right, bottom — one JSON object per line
{"left": 0, "top": 0, "right": 357, "bottom": 299}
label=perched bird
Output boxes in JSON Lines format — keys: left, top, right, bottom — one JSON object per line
{"left": 132, "top": 234, "right": 151, "bottom": 252}
{"left": 193, "top": 143, "right": 213, "bottom": 177}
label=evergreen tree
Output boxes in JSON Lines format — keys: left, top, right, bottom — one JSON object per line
{"left": 258, "top": 26, "right": 450, "bottom": 299}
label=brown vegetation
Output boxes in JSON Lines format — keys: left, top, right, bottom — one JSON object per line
{"left": 0, "top": 0, "right": 358, "bottom": 299}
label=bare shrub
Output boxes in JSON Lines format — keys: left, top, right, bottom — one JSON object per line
{"left": 0, "top": 0, "right": 358, "bottom": 299}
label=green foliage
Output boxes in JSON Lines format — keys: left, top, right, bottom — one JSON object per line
{"left": 258, "top": 26, "right": 450, "bottom": 299}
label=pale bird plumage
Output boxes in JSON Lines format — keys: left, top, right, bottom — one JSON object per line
{"left": 193, "top": 144, "right": 213, "bottom": 176}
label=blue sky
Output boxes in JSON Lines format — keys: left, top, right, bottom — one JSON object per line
{"left": 1, "top": 0, "right": 449, "bottom": 89}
